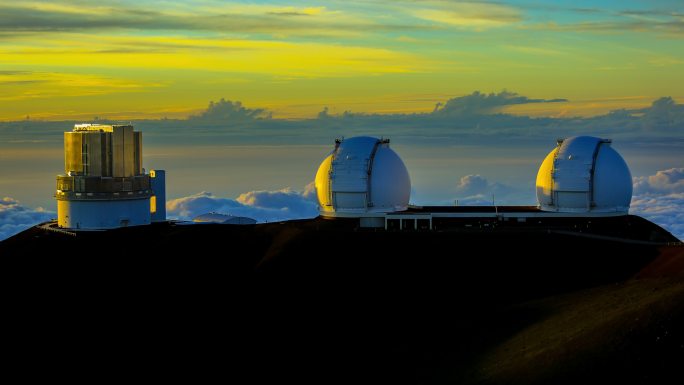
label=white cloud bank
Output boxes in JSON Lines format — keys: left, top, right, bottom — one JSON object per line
{"left": 166, "top": 183, "right": 318, "bottom": 223}
{"left": 0, "top": 184, "right": 317, "bottom": 241}
{"left": 0, "top": 197, "right": 54, "bottom": 241}
{"left": 3, "top": 172, "right": 682, "bottom": 243}
{"left": 631, "top": 193, "right": 684, "bottom": 241}
{"left": 633, "top": 168, "right": 684, "bottom": 194}
{"left": 453, "top": 174, "right": 518, "bottom": 205}
{"left": 631, "top": 168, "right": 684, "bottom": 241}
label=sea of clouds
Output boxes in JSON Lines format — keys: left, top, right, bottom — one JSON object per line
{"left": 165, "top": 183, "right": 318, "bottom": 223}
{"left": 1, "top": 169, "right": 683, "bottom": 242}
{"left": 0, "top": 185, "right": 319, "bottom": 241}
{"left": 0, "top": 197, "right": 54, "bottom": 241}
{"left": 630, "top": 168, "right": 684, "bottom": 241}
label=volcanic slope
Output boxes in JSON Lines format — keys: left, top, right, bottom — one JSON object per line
{"left": 1, "top": 217, "right": 682, "bottom": 384}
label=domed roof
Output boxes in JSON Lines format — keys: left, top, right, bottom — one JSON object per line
{"left": 315, "top": 136, "right": 411, "bottom": 217}
{"left": 536, "top": 136, "right": 632, "bottom": 213}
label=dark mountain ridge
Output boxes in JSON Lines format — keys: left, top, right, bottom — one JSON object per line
{"left": 1, "top": 215, "right": 682, "bottom": 384}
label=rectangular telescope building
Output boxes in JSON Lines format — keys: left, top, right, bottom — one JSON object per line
{"left": 56, "top": 124, "right": 165, "bottom": 229}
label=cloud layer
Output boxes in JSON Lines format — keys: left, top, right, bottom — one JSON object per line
{"left": 631, "top": 168, "right": 684, "bottom": 241}
{"left": 0, "top": 185, "right": 318, "bottom": 241}
{"left": 189, "top": 99, "right": 271, "bottom": 122}
{"left": 453, "top": 174, "right": 517, "bottom": 205}
{"left": 450, "top": 169, "right": 684, "bottom": 241}
{"left": 434, "top": 91, "right": 567, "bottom": 116}
{"left": 166, "top": 185, "right": 318, "bottom": 223}
{"left": 634, "top": 168, "right": 684, "bottom": 194}
{"left": 0, "top": 197, "right": 54, "bottom": 241}
{"left": 3, "top": 170, "right": 682, "bottom": 243}
{"left": 305, "top": 93, "right": 684, "bottom": 140}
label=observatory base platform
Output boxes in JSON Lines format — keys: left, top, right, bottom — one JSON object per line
{"left": 1, "top": 215, "right": 682, "bottom": 384}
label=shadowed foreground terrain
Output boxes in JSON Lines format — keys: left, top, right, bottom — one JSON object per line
{"left": 1, "top": 216, "right": 682, "bottom": 384}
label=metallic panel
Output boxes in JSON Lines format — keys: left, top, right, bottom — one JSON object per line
{"left": 85, "top": 132, "right": 102, "bottom": 176}
{"left": 112, "top": 125, "right": 134, "bottom": 177}
{"left": 64, "top": 132, "right": 83, "bottom": 175}
{"left": 102, "top": 132, "right": 112, "bottom": 177}
{"left": 123, "top": 126, "right": 135, "bottom": 177}
{"left": 334, "top": 192, "right": 367, "bottom": 209}
{"left": 112, "top": 126, "right": 124, "bottom": 177}
{"left": 553, "top": 136, "right": 602, "bottom": 192}
{"left": 134, "top": 131, "right": 143, "bottom": 175}
{"left": 55, "top": 175, "right": 150, "bottom": 194}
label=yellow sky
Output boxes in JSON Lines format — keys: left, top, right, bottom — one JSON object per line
{"left": 1, "top": 0, "right": 683, "bottom": 120}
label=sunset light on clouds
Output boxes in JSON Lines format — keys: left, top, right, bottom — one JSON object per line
{"left": 2, "top": 3, "right": 684, "bottom": 380}
{"left": 1, "top": 0, "right": 683, "bottom": 120}
{"left": 1, "top": 1, "right": 683, "bottom": 241}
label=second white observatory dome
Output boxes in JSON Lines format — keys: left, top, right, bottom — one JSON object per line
{"left": 536, "top": 135, "right": 632, "bottom": 213}
{"left": 315, "top": 136, "right": 411, "bottom": 217}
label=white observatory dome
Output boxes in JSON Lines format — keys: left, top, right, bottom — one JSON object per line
{"left": 536, "top": 136, "right": 632, "bottom": 213}
{"left": 315, "top": 136, "right": 411, "bottom": 218}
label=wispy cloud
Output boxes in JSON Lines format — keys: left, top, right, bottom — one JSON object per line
{"left": 0, "top": 1, "right": 422, "bottom": 37}
{"left": 411, "top": 1, "right": 522, "bottom": 30}
{"left": 433, "top": 90, "right": 567, "bottom": 116}
{"left": 504, "top": 45, "right": 567, "bottom": 56}
{"left": 523, "top": 19, "right": 684, "bottom": 37}
{"left": 0, "top": 1, "right": 682, "bottom": 120}
{"left": 0, "top": 32, "right": 421, "bottom": 78}
{"left": 0, "top": 71, "right": 160, "bottom": 101}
